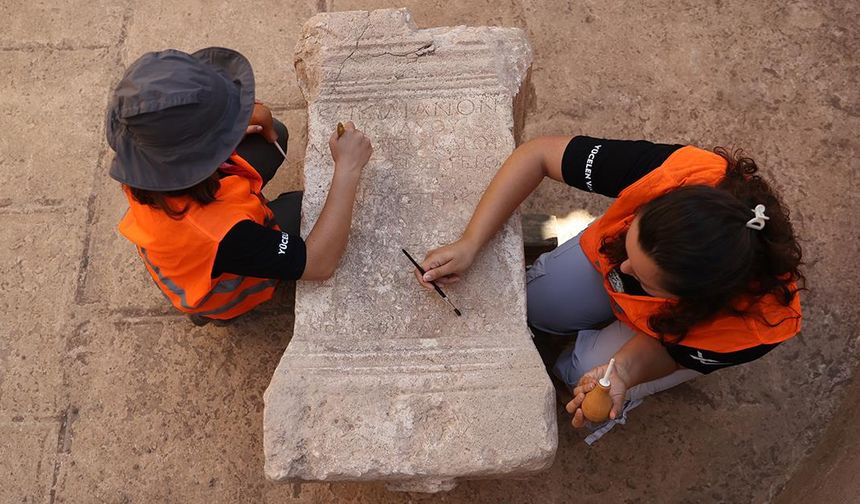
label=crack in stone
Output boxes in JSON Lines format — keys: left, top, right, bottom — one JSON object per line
{"left": 73, "top": 174, "right": 99, "bottom": 305}
{"left": 0, "top": 42, "right": 111, "bottom": 52}
{"left": 73, "top": 3, "right": 133, "bottom": 308}
{"left": 48, "top": 406, "right": 79, "bottom": 504}
{"left": 333, "top": 19, "right": 371, "bottom": 86}
{"left": 0, "top": 203, "right": 78, "bottom": 214}
{"left": 369, "top": 42, "right": 436, "bottom": 59}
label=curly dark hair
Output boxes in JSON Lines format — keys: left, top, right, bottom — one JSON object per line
{"left": 599, "top": 148, "right": 804, "bottom": 344}
{"left": 126, "top": 174, "right": 221, "bottom": 219}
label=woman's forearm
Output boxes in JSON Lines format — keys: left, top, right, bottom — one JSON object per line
{"left": 301, "top": 168, "right": 360, "bottom": 280}
{"left": 613, "top": 332, "right": 679, "bottom": 388}
{"left": 416, "top": 136, "right": 569, "bottom": 284}
{"left": 460, "top": 137, "right": 568, "bottom": 249}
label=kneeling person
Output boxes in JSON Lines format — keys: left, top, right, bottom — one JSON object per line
{"left": 105, "top": 48, "right": 372, "bottom": 324}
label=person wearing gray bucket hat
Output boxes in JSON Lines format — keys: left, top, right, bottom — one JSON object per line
{"left": 106, "top": 47, "right": 260, "bottom": 190}
{"left": 108, "top": 48, "right": 373, "bottom": 325}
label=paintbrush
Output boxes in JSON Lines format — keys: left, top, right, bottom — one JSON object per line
{"left": 402, "top": 248, "right": 462, "bottom": 317}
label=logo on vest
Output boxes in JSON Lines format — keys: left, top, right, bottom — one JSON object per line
{"left": 278, "top": 232, "right": 290, "bottom": 255}
{"left": 584, "top": 144, "right": 602, "bottom": 192}
{"left": 607, "top": 268, "right": 625, "bottom": 293}
{"left": 690, "top": 351, "right": 727, "bottom": 366}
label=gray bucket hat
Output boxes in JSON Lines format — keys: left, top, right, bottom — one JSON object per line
{"left": 106, "top": 47, "right": 255, "bottom": 191}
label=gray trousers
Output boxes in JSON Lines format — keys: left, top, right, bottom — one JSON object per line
{"left": 526, "top": 232, "right": 701, "bottom": 402}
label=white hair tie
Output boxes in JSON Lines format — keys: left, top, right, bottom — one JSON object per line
{"left": 746, "top": 204, "right": 770, "bottom": 230}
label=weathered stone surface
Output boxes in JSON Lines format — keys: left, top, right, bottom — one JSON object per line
{"left": 0, "top": 211, "right": 86, "bottom": 417}
{"left": 4, "top": 1, "right": 859, "bottom": 502}
{"left": 0, "top": 421, "right": 60, "bottom": 503}
{"left": 0, "top": 1, "right": 125, "bottom": 48}
{"left": 264, "top": 9, "right": 556, "bottom": 490}
{"left": 0, "top": 48, "right": 113, "bottom": 206}
{"left": 123, "top": 0, "right": 319, "bottom": 109}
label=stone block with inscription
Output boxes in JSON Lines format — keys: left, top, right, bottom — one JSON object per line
{"left": 263, "top": 9, "right": 557, "bottom": 491}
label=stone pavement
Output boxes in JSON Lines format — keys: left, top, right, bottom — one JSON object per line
{"left": 1, "top": 1, "right": 858, "bottom": 503}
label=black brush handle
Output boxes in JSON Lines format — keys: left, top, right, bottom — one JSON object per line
{"left": 401, "top": 248, "right": 448, "bottom": 299}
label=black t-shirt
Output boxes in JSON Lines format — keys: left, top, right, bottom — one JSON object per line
{"left": 561, "top": 136, "right": 684, "bottom": 197}
{"left": 212, "top": 220, "right": 306, "bottom": 280}
{"left": 560, "top": 135, "right": 778, "bottom": 374}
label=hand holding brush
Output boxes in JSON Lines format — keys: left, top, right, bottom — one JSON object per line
{"left": 403, "top": 248, "right": 462, "bottom": 316}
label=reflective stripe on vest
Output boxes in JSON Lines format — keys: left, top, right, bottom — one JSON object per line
{"left": 139, "top": 247, "right": 275, "bottom": 315}
{"left": 194, "top": 278, "right": 277, "bottom": 317}
{"left": 119, "top": 153, "right": 280, "bottom": 319}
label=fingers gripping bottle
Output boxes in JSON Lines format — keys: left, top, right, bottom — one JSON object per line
{"left": 581, "top": 358, "right": 616, "bottom": 423}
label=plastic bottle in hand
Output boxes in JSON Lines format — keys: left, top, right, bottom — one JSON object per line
{"left": 581, "top": 358, "right": 615, "bottom": 423}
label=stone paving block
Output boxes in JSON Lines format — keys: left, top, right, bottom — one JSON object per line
{"left": 0, "top": 315, "right": 66, "bottom": 418}
{"left": 74, "top": 169, "right": 165, "bottom": 311}
{"left": 264, "top": 9, "right": 556, "bottom": 491}
{"left": 0, "top": 1, "right": 125, "bottom": 48}
{"left": 122, "top": 0, "right": 318, "bottom": 109}
{"left": 0, "top": 48, "right": 114, "bottom": 206}
{"left": 0, "top": 421, "right": 60, "bottom": 503}
{"left": 53, "top": 315, "right": 292, "bottom": 502}
{"left": 0, "top": 211, "right": 85, "bottom": 417}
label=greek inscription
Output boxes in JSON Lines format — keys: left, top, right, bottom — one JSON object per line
{"left": 318, "top": 97, "right": 502, "bottom": 121}
{"left": 456, "top": 99, "right": 475, "bottom": 115}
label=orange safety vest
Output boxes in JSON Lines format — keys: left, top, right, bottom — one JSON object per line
{"left": 119, "top": 154, "right": 280, "bottom": 320}
{"left": 580, "top": 146, "right": 802, "bottom": 352}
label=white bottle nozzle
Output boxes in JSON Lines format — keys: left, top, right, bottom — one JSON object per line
{"left": 599, "top": 358, "right": 615, "bottom": 387}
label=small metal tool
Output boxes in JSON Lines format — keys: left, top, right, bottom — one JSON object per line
{"left": 273, "top": 140, "right": 287, "bottom": 159}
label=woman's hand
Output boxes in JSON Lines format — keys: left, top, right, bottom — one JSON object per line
{"left": 565, "top": 362, "right": 628, "bottom": 428}
{"left": 329, "top": 121, "right": 372, "bottom": 177}
{"left": 246, "top": 102, "right": 278, "bottom": 143}
{"left": 416, "top": 239, "right": 479, "bottom": 287}
{"left": 301, "top": 122, "right": 371, "bottom": 281}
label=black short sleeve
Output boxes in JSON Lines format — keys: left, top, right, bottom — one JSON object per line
{"left": 666, "top": 342, "right": 781, "bottom": 374}
{"left": 213, "top": 220, "right": 306, "bottom": 280}
{"left": 561, "top": 136, "right": 684, "bottom": 197}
